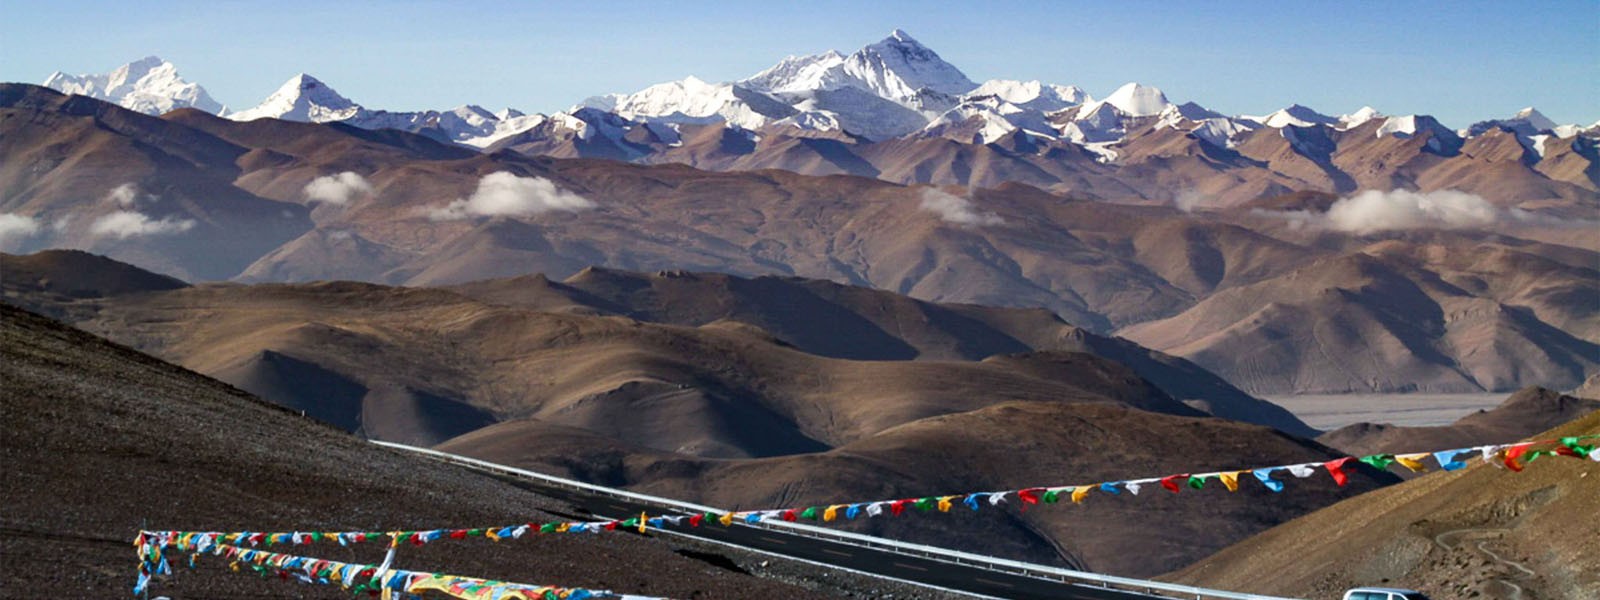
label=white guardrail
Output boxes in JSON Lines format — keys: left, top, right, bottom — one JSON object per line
{"left": 372, "top": 440, "right": 1299, "bottom": 600}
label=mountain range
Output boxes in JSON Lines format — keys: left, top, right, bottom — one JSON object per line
{"left": 39, "top": 31, "right": 1600, "bottom": 210}
{"left": 1, "top": 82, "right": 1595, "bottom": 394}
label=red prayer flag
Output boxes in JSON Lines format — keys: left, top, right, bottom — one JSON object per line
{"left": 1504, "top": 442, "right": 1534, "bottom": 472}
{"left": 1324, "top": 457, "right": 1353, "bottom": 486}
{"left": 1160, "top": 474, "right": 1186, "bottom": 493}
{"left": 688, "top": 515, "right": 704, "bottom": 527}
{"left": 1018, "top": 488, "right": 1045, "bottom": 505}
{"left": 890, "top": 500, "right": 910, "bottom": 516}
{"left": 781, "top": 509, "right": 797, "bottom": 522}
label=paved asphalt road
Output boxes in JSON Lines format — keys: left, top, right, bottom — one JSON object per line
{"left": 471, "top": 468, "right": 1169, "bottom": 600}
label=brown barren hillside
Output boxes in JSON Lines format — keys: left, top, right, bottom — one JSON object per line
{"left": 1168, "top": 410, "right": 1600, "bottom": 600}
{"left": 1120, "top": 238, "right": 1600, "bottom": 394}
{"left": 0, "top": 303, "right": 910, "bottom": 599}
{"left": 446, "top": 265, "right": 1311, "bottom": 435}
{"left": 2, "top": 251, "right": 1389, "bottom": 575}
{"left": 438, "top": 401, "right": 1393, "bottom": 578}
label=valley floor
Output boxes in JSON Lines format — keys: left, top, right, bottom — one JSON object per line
{"left": 1266, "top": 393, "right": 1510, "bottom": 431}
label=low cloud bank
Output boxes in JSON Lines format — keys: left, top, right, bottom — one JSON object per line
{"left": 429, "top": 172, "right": 594, "bottom": 221}
{"left": 90, "top": 211, "right": 196, "bottom": 239}
{"left": 107, "top": 183, "right": 140, "bottom": 207}
{"left": 1324, "top": 189, "right": 1497, "bottom": 234}
{"left": 0, "top": 214, "right": 42, "bottom": 246}
{"left": 304, "top": 172, "right": 373, "bottom": 205}
{"left": 919, "top": 189, "right": 1004, "bottom": 226}
{"left": 84, "top": 183, "right": 197, "bottom": 240}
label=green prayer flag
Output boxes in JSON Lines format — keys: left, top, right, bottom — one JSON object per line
{"left": 1360, "top": 454, "right": 1396, "bottom": 470}
{"left": 1187, "top": 475, "right": 1206, "bottom": 490}
{"left": 1042, "top": 490, "right": 1061, "bottom": 503}
{"left": 799, "top": 507, "right": 819, "bottom": 520}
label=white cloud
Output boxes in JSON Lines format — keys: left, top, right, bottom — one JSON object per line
{"left": 1323, "top": 189, "right": 1498, "bottom": 234}
{"left": 89, "top": 210, "right": 196, "bottom": 239}
{"left": 303, "top": 171, "right": 374, "bottom": 205}
{"left": 0, "top": 213, "right": 42, "bottom": 246}
{"left": 918, "top": 189, "right": 1004, "bottom": 227}
{"left": 428, "top": 172, "right": 594, "bottom": 221}
{"left": 106, "top": 183, "right": 141, "bottom": 207}
{"left": 1172, "top": 190, "right": 1206, "bottom": 213}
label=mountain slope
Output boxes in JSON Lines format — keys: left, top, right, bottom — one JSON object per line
{"left": 447, "top": 266, "right": 1313, "bottom": 436}
{"left": 440, "top": 400, "right": 1389, "bottom": 578}
{"left": 1120, "top": 238, "right": 1600, "bottom": 394}
{"left": 1169, "top": 410, "right": 1600, "bottom": 599}
{"left": 0, "top": 303, "right": 855, "bottom": 599}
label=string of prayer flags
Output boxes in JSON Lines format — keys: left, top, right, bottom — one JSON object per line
{"left": 136, "top": 432, "right": 1599, "bottom": 584}
{"left": 138, "top": 533, "right": 651, "bottom": 600}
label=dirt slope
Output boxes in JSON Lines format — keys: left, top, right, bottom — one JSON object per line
{"left": 1169, "top": 410, "right": 1600, "bottom": 600}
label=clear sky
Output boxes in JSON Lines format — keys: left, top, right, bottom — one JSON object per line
{"left": 3, "top": 0, "right": 1596, "bottom": 127}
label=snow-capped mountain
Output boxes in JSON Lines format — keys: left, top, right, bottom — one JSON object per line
{"left": 229, "top": 74, "right": 366, "bottom": 122}
{"left": 1337, "top": 106, "right": 1383, "bottom": 129}
{"left": 744, "top": 29, "right": 977, "bottom": 105}
{"left": 43, "top": 56, "right": 225, "bottom": 115}
{"left": 41, "top": 31, "right": 1595, "bottom": 173}
{"left": 227, "top": 74, "right": 539, "bottom": 148}
{"left": 1247, "top": 104, "right": 1339, "bottom": 128}
{"left": 965, "top": 79, "right": 1089, "bottom": 112}
{"left": 579, "top": 76, "right": 796, "bottom": 130}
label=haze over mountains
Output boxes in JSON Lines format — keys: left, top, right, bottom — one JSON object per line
{"left": 39, "top": 31, "right": 1600, "bottom": 209}
{"left": 2, "top": 82, "right": 1596, "bottom": 394}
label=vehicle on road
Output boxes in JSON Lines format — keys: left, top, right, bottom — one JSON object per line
{"left": 1343, "top": 588, "right": 1432, "bottom": 600}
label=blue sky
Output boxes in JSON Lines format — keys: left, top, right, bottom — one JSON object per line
{"left": 3, "top": 0, "right": 1596, "bottom": 127}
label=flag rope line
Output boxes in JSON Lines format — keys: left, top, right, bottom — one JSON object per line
{"left": 133, "top": 434, "right": 1597, "bottom": 597}
{"left": 139, "top": 434, "right": 1598, "bottom": 550}
{"left": 134, "top": 532, "right": 664, "bottom": 600}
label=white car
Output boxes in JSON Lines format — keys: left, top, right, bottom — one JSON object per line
{"left": 1343, "top": 588, "right": 1432, "bottom": 600}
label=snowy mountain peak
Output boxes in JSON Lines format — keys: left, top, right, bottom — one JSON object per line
{"left": 229, "top": 73, "right": 361, "bottom": 122}
{"left": 1513, "top": 107, "right": 1558, "bottom": 131}
{"left": 42, "top": 56, "right": 225, "bottom": 116}
{"left": 1252, "top": 104, "right": 1338, "bottom": 128}
{"left": 1338, "top": 106, "right": 1383, "bottom": 129}
{"left": 1101, "top": 83, "right": 1172, "bottom": 117}
{"left": 965, "top": 79, "right": 1089, "bottom": 112}
{"left": 886, "top": 28, "right": 919, "bottom": 44}
{"left": 1464, "top": 106, "right": 1576, "bottom": 138}
{"left": 847, "top": 29, "right": 977, "bottom": 98}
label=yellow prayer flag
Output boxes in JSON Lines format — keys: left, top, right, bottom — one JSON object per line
{"left": 1219, "top": 471, "right": 1241, "bottom": 492}
{"left": 823, "top": 505, "right": 840, "bottom": 522}
{"left": 718, "top": 513, "right": 734, "bottom": 527}
{"left": 1071, "top": 486, "right": 1091, "bottom": 503}
{"left": 937, "top": 496, "right": 956, "bottom": 512}
{"left": 1395, "top": 453, "right": 1430, "bottom": 473}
